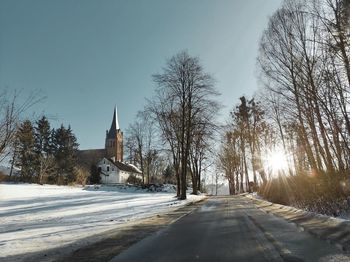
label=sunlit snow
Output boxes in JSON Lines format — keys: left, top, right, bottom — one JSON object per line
{"left": 0, "top": 183, "right": 204, "bottom": 261}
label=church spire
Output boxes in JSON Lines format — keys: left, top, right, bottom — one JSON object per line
{"left": 106, "top": 105, "right": 119, "bottom": 139}
{"left": 105, "top": 105, "right": 123, "bottom": 162}
{"left": 115, "top": 105, "right": 119, "bottom": 130}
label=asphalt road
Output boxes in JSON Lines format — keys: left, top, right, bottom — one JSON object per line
{"left": 110, "top": 195, "right": 350, "bottom": 262}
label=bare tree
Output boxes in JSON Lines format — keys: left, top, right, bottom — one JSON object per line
{"left": 150, "top": 51, "right": 219, "bottom": 199}
{"left": 127, "top": 120, "right": 145, "bottom": 184}
{"left": 258, "top": 0, "right": 326, "bottom": 173}
{"left": 218, "top": 130, "right": 243, "bottom": 195}
{"left": 127, "top": 110, "right": 158, "bottom": 185}
{"left": 0, "top": 89, "right": 42, "bottom": 163}
{"left": 257, "top": 0, "right": 350, "bottom": 176}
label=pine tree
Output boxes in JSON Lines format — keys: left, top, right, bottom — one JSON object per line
{"left": 34, "top": 116, "right": 54, "bottom": 184}
{"left": 35, "top": 116, "right": 51, "bottom": 155}
{"left": 16, "top": 120, "right": 36, "bottom": 182}
{"left": 163, "top": 165, "right": 175, "bottom": 184}
{"left": 52, "top": 124, "right": 79, "bottom": 184}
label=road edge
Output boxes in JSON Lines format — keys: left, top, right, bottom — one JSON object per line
{"left": 244, "top": 194, "right": 350, "bottom": 252}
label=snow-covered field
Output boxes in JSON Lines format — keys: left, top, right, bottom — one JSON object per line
{"left": 0, "top": 183, "right": 204, "bottom": 261}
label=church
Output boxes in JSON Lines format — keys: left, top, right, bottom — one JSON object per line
{"left": 78, "top": 106, "right": 142, "bottom": 184}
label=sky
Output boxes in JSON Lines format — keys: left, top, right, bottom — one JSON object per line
{"left": 0, "top": 0, "right": 283, "bottom": 150}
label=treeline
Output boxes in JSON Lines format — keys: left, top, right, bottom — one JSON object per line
{"left": 218, "top": 97, "right": 268, "bottom": 195}
{"left": 219, "top": 0, "right": 350, "bottom": 216}
{"left": 9, "top": 116, "right": 81, "bottom": 185}
{"left": 126, "top": 51, "right": 220, "bottom": 199}
{"left": 259, "top": 0, "right": 350, "bottom": 175}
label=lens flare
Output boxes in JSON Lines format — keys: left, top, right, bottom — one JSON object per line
{"left": 264, "top": 147, "right": 289, "bottom": 177}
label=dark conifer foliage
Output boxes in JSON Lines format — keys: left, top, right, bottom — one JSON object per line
{"left": 52, "top": 124, "right": 79, "bottom": 184}
{"left": 34, "top": 116, "right": 54, "bottom": 183}
{"left": 13, "top": 117, "right": 79, "bottom": 185}
{"left": 34, "top": 116, "right": 51, "bottom": 155}
{"left": 162, "top": 165, "right": 175, "bottom": 184}
{"left": 89, "top": 164, "right": 101, "bottom": 184}
{"left": 16, "top": 120, "right": 36, "bottom": 182}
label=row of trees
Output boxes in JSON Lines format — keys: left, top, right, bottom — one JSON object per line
{"left": 256, "top": 0, "right": 350, "bottom": 213}
{"left": 258, "top": 0, "right": 350, "bottom": 175}
{"left": 218, "top": 97, "right": 268, "bottom": 194}
{"left": 218, "top": 0, "right": 350, "bottom": 215}
{"left": 126, "top": 51, "right": 220, "bottom": 199}
{"left": 11, "top": 116, "right": 79, "bottom": 184}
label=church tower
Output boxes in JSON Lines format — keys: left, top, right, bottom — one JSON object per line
{"left": 105, "top": 106, "right": 123, "bottom": 162}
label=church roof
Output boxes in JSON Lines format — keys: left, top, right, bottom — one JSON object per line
{"left": 115, "top": 161, "right": 142, "bottom": 174}
{"left": 106, "top": 106, "right": 120, "bottom": 139}
{"left": 105, "top": 158, "right": 142, "bottom": 174}
{"left": 77, "top": 149, "right": 106, "bottom": 168}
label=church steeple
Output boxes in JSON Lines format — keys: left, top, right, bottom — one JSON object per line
{"left": 105, "top": 106, "right": 123, "bottom": 162}
{"left": 106, "top": 106, "right": 119, "bottom": 139}
{"left": 115, "top": 105, "right": 119, "bottom": 130}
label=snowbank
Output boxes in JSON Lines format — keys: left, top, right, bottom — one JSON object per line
{"left": 0, "top": 183, "right": 204, "bottom": 261}
{"left": 246, "top": 193, "right": 350, "bottom": 252}
{"left": 83, "top": 183, "right": 177, "bottom": 193}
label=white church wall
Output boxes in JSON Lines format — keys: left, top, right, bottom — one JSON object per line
{"left": 97, "top": 157, "right": 142, "bottom": 184}
{"left": 100, "top": 170, "right": 120, "bottom": 184}
{"left": 98, "top": 158, "right": 121, "bottom": 184}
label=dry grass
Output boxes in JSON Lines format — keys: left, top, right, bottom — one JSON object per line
{"left": 259, "top": 172, "right": 350, "bottom": 217}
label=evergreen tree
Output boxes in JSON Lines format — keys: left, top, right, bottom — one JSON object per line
{"left": 163, "top": 165, "right": 175, "bottom": 184}
{"left": 35, "top": 116, "right": 51, "bottom": 154}
{"left": 65, "top": 125, "right": 79, "bottom": 183}
{"left": 16, "top": 120, "right": 36, "bottom": 182}
{"left": 34, "top": 116, "right": 54, "bottom": 183}
{"left": 52, "top": 124, "right": 79, "bottom": 184}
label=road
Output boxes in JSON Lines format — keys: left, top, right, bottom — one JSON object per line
{"left": 110, "top": 195, "right": 350, "bottom": 262}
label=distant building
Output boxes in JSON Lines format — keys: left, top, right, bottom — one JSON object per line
{"left": 78, "top": 106, "right": 142, "bottom": 184}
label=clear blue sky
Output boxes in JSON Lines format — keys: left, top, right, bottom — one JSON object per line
{"left": 0, "top": 0, "right": 282, "bottom": 150}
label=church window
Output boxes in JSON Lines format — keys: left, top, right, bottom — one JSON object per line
{"left": 107, "top": 166, "right": 110, "bottom": 172}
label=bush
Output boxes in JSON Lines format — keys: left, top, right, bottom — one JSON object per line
{"left": 126, "top": 174, "right": 142, "bottom": 185}
{"left": 73, "top": 166, "right": 89, "bottom": 186}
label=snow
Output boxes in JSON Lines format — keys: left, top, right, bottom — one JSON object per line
{"left": 0, "top": 183, "right": 204, "bottom": 261}
{"left": 124, "top": 162, "right": 142, "bottom": 173}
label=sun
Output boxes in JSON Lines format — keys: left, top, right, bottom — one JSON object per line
{"left": 264, "top": 147, "right": 289, "bottom": 177}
